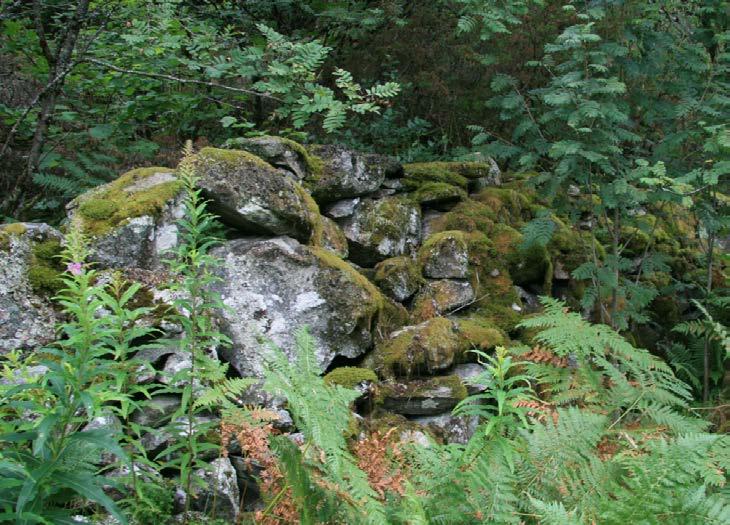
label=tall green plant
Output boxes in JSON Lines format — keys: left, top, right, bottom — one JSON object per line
{"left": 0, "top": 230, "right": 134, "bottom": 524}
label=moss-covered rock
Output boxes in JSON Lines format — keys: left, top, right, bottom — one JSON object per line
{"left": 455, "top": 317, "right": 507, "bottom": 352}
{"left": 312, "top": 215, "right": 349, "bottom": 258}
{"left": 372, "top": 317, "right": 465, "bottom": 378}
{"left": 419, "top": 230, "right": 469, "bottom": 279}
{"left": 472, "top": 187, "right": 534, "bottom": 226}
{"left": 373, "top": 256, "right": 423, "bottom": 302}
{"left": 223, "top": 135, "right": 322, "bottom": 180}
{"left": 340, "top": 196, "right": 421, "bottom": 267}
{"left": 377, "top": 375, "right": 468, "bottom": 415}
{"left": 402, "top": 162, "right": 469, "bottom": 190}
{"left": 27, "top": 239, "right": 64, "bottom": 296}
{"left": 0, "top": 223, "right": 61, "bottom": 354}
{"left": 305, "top": 144, "right": 401, "bottom": 203}
{"left": 71, "top": 167, "right": 181, "bottom": 238}
{"left": 323, "top": 367, "right": 378, "bottom": 389}
{"left": 197, "top": 147, "right": 320, "bottom": 243}
{"left": 412, "top": 182, "right": 467, "bottom": 211}
{"left": 67, "top": 167, "right": 185, "bottom": 269}
{"left": 430, "top": 199, "right": 497, "bottom": 234}
{"left": 410, "top": 279, "right": 475, "bottom": 322}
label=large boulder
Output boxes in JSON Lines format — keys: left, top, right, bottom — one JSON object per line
{"left": 305, "top": 144, "right": 402, "bottom": 203}
{"left": 212, "top": 237, "right": 389, "bottom": 377}
{"left": 339, "top": 196, "right": 421, "bottom": 267}
{"left": 66, "top": 167, "right": 185, "bottom": 269}
{"left": 0, "top": 223, "right": 60, "bottom": 354}
{"left": 196, "top": 147, "right": 319, "bottom": 243}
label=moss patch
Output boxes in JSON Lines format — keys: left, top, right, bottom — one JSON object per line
{"left": 456, "top": 318, "right": 507, "bottom": 352}
{"left": 402, "top": 162, "right": 469, "bottom": 190}
{"left": 377, "top": 375, "right": 468, "bottom": 404}
{"left": 324, "top": 367, "right": 378, "bottom": 389}
{"left": 413, "top": 182, "right": 467, "bottom": 208}
{"left": 27, "top": 239, "right": 64, "bottom": 296}
{"left": 76, "top": 167, "right": 181, "bottom": 237}
{"left": 431, "top": 199, "right": 497, "bottom": 234}
{"left": 2, "top": 223, "right": 27, "bottom": 235}
{"left": 472, "top": 187, "right": 532, "bottom": 227}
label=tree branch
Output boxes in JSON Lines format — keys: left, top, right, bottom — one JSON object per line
{"left": 85, "top": 58, "right": 283, "bottom": 102}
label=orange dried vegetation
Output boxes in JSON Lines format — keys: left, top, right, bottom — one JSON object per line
{"left": 353, "top": 429, "right": 407, "bottom": 499}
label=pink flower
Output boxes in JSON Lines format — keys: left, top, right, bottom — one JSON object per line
{"left": 66, "top": 262, "right": 83, "bottom": 275}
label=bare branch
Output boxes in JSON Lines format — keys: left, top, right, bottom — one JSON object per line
{"left": 85, "top": 58, "right": 282, "bottom": 102}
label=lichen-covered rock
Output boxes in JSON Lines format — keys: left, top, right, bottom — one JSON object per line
{"left": 212, "top": 236, "right": 392, "bottom": 377}
{"left": 412, "top": 413, "right": 479, "bottom": 444}
{"left": 412, "top": 182, "right": 466, "bottom": 211}
{"left": 340, "top": 196, "right": 421, "bottom": 267}
{"left": 196, "top": 147, "right": 319, "bottom": 242}
{"left": 315, "top": 216, "right": 349, "bottom": 258}
{"left": 324, "top": 197, "right": 360, "bottom": 219}
{"left": 373, "top": 256, "right": 422, "bottom": 302}
{"left": 378, "top": 376, "right": 467, "bottom": 415}
{"left": 223, "top": 135, "right": 318, "bottom": 180}
{"left": 372, "top": 317, "right": 463, "bottom": 377}
{"left": 419, "top": 231, "right": 469, "bottom": 279}
{"left": 67, "top": 167, "right": 185, "bottom": 269}
{"left": 190, "top": 457, "right": 240, "bottom": 521}
{"left": 0, "top": 223, "right": 60, "bottom": 354}
{"left": 305, "top": 144, "right": 402, "bottom": 203}
{"left": 411, "top": 279, "right": 474, "bottom": 321}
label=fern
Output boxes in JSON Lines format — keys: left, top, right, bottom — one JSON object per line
{"left": 262, "top": 328, "right": 387, "bottom": 523}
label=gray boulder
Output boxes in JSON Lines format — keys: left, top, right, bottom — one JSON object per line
{"left": 305, "top": 144, "right": 402, "bottom": 203}
{"left": 212, "top": 236, "right": 387, "bottom": 377}
{"left": 66, "top": 167, "right": 185, "bottom": 269}
{"left": 419, "top": 231, "right": 469, "bottom": 279}
{"left": 0, "top": 223, "right": 60, "bottom": 354}
{"left": 340, "top": 196, "right": 421, "bottom": 267}
{"left": 197, "top": 147, "right": 319, "bottom": 243}
{"left": 413, "top": 413, "right": 479, "bottom": 444}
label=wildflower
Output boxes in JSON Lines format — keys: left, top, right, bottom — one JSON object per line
{"left": 66, "top": 262, "right": 83, "bottom": 275}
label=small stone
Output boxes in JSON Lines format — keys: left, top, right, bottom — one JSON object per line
{"left": 413, "top": 413, "right": 479, "bottom": 444}
{"left": 553, "top": 260, "right": 571, "bottom": 281}
{"left": 379, "top": 376, "right": 467, "bottom": 416}
{"left": 324, "top": 198, "right": 361, "bottom": 219}
{"left": 373, "top": 256, "right": 422, "bottom": 302}
{"left": 511, "top": 303, "right": 522, "bottom": 312}
{"left": 419, "top": 231, "right": 469, "bottom": 279}
{"left": 411, "top": 279, "right": 475, "bottom": 321}
{"left": 490, "top": 268, "right": 500, "bottom": 277}
{"left": 340, "top": 196, "right": 422, "bottom": 267}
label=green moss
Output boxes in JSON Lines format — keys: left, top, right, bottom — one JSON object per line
{"left": 75, "top": 167, "right": 182, "bottom": 237}
{"left": 374, "top": 256, "right": 420, "bottom": 283}
{"left": 473, "top": 187, "right": 532, "bottom": 227}
{"left": 2, "top": 223, "right": 27, "bottom": 235}
{"left": 27, "top": 265, "right": 63, "bottom": 295}
{"left": 456, "top": 318, "right": 507, "bottom": 352}
{"left": 431, "top": 199, "right": 497, "bottom": 234}
{"left": 198, "top": 146, "right": 272, "bottom": 170}
{"left": 418, "top": 230, "right": 468, "bottom": 268}
{"left": 412, "top": 182, "right": 467, "bottom": 206}
{"left": 324, "top": 367, "right": 378, "bottom": 389}
{"left": 26, "top": 239, "right": 64, "bottom": 296}
{"left": 276, "top": 136, "right": 325, "bottom": 178}
{"left": 402, "top": 162, "right": 469, "bottom": 190}
{"left": 374, "top": 317, "right": 462, "bottom": 378}
{"left": 460, "top": 231, "right": 523, "bottom": 332}
{"left": 79, "top": 199, "right": 119, "bottom": 220}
